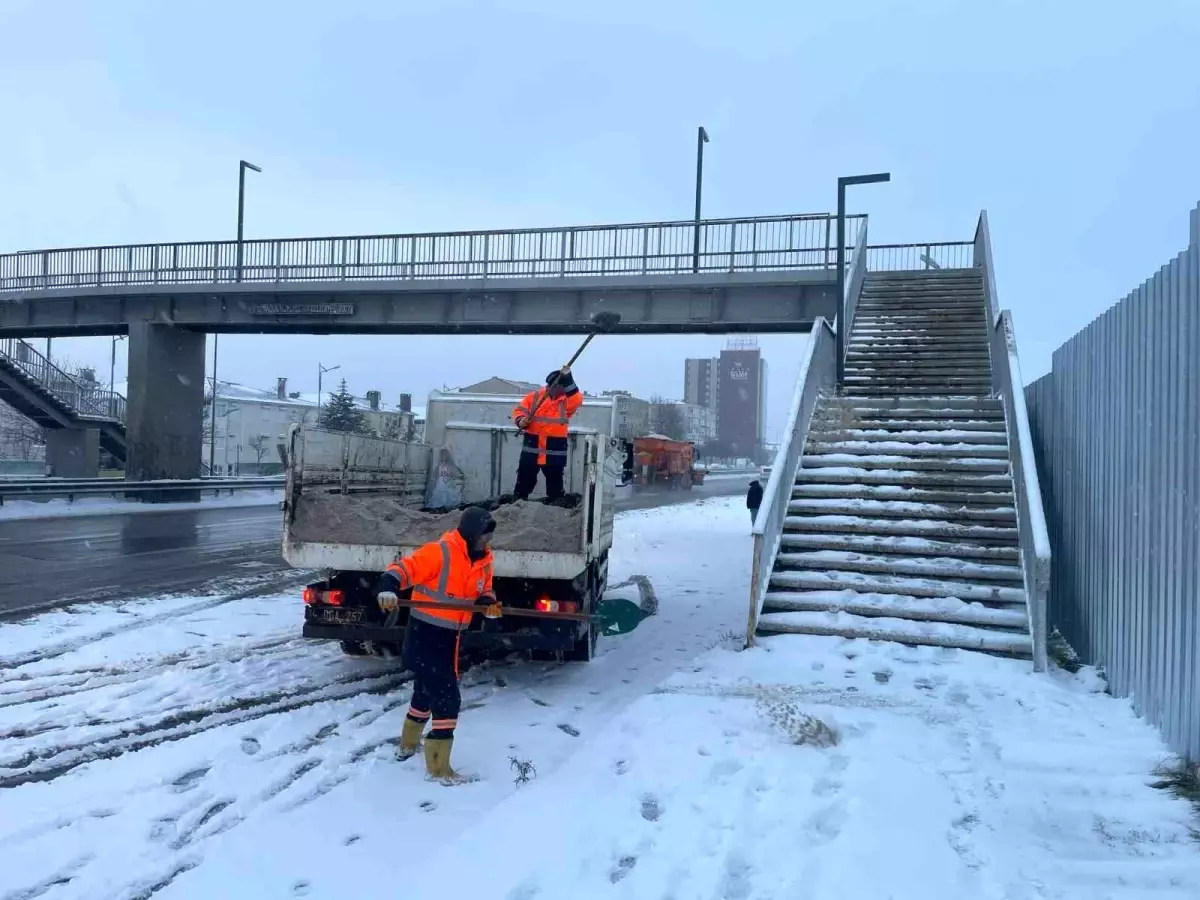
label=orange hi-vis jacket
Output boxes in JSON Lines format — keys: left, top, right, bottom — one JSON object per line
{"left": 513, "top": 386, "right": 584, "bottom": 465}
{"left": 385, "top": 530, "right": 495, "bottom": 630}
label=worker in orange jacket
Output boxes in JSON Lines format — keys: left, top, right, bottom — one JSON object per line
{"left": 512, "top": 365, "right": 584, "bottom": 501}
{"left": 376, "top": 506, "right": 501, "bottom": 783}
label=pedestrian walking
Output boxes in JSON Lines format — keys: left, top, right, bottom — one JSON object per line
{"left": 747, "top": 479, "right": 763, "bottom": 527}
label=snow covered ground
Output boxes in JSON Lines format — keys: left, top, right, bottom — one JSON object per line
{"left": 1, "top": 496, "right": 1197, "bottom": 900}
{"left": 0, "top": 489, "right": 283, "bottom": 521}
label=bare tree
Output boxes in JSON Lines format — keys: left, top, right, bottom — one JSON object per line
{"left": 247, "top": 434, "right": 271, "bottom": 465}
{"left": 648, "top": 396, "right": 686, "bottom": 441}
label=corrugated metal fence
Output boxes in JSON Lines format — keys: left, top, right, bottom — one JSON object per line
{"left": 1025, "top": 202, "right": 1200, "bottom": 759}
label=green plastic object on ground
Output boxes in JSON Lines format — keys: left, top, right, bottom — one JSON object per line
{"left": 594, "top": 595, "right": 651, "bottom": 636}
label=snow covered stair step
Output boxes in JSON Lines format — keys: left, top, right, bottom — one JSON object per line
{"left": 807, "top": 428, "right": 1007, "bottom": 446}
{"left": 773, "top": 550, "right": 1023, "bottom": 583}
{"left": 792, "top": 482, "right": 1016, "bottom": 507}
{"left": 802, "top": 453, "right": 1010, "bottom": 473}
{"left": 761, "top": 589, "right": 1029, "bottom": 629}
{"left": 813, "top": 419, "right": 1005, "bottom": 434}
{"left": 769, "top": 568, "right": 1027, "bottom": 606}
{"left": 826, "top": 396, "right": 1003, "bottom": 412}
{"left": 787, "top": 497, "right": 1016, "bottom": 524}
{"left": 778, "top": 531, "right": 1021, "bottom": 563}
{"left": 843, "top": 386, "right": 993, "bottom": 397}
{"left": 782, "top": 514, "right": 1020, "bottom": 544}
{"left": 755, "top": 609, "right": 1033, "bottom": 656}
{"left": 794, "top": 466, "right": 1014, "bottom": 489}
{"left": 844, "top": 354, "right": 992, "bottom": 367}
{"left": 805, "top": 441, "right": 1008, "bottom": 459}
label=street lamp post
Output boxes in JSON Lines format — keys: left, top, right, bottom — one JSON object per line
{"left": 836, "top": 172, "right": 891, "bottom": 386}
{"left": 317, "top": 363, "right": 341, "bottom": 420}
{"left": 692, "top": 126, "right": 709, "bottom": 273}
{"left": 209, "top": 159, "right": 263, "bottom": 475}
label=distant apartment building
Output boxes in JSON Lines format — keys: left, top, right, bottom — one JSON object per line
{"left": 190, "top": 377, "right": 414, "bottom": 475}
{"left": 684, "top": 340, "right": 766, "bottom": 457}
{"left": 683, "top": 357, "right": 719, "bottom": 411}
{"left": 675, "top": 401, "right": 717, "bottom": 445}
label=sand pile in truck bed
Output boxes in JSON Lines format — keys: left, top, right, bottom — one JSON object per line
{"left": 289, "top": 493, "right": 583, "bottom": 552}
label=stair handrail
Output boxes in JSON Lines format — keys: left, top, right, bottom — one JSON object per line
{"left": 0, "top": 337, "right": 125, "bottom": 423}
{"left": 840, "top": 218, "right": 870, "bottom": 384}
{"left": 746, "top": 318, "right": 838, "bottom": 646}
{"left": 975, "top": 210, "right": 1051, "bottom": 672}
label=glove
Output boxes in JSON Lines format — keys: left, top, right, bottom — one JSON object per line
{"left": 515, "top": 415, "right": 530, "bottom": 429}
{"left": 476, "top": 596, "right": 502, "bottom": 619}
{"left": 377, "top": 590, "right": 399, "bottom": 612}
{"left": 560, "top": 364, "right": 571, "bottom": 375}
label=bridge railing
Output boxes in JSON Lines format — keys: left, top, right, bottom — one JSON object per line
{"left": 0, "top": 213, "right": 866, "bottom": 291}
{"left": 0, "top": 338, "right": 125, "bottom": 423}
{"left": 865, "top": 241, "right": 974, "bottom": 271}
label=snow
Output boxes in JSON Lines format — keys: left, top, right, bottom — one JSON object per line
{"left": 2, "top": 495, "right": 1198, "bottom": 900}
{"left": 0, "top": 489, "right": 282, "bottom": 521}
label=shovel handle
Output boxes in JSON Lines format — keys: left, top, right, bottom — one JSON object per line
{"left": 392, "top": 597, "right": 592, "bottom": 622}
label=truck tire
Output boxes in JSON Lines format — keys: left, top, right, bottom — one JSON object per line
{"left": 339, "top": 640, "right": 370, "bottom": 657}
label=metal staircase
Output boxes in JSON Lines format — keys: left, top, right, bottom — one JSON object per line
{"left": 0, "top": 338, "right": 127, "bottom": 463}
{"left": 748, "top": 215, "right": 1050, "bottom": 669}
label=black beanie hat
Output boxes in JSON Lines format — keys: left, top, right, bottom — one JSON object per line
{"left": 458, "top": 505, "right": 496, "bottom": 541}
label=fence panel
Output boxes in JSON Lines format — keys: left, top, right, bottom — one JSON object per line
{"left": 1025, "top": 202, "right": 1200, "bottom": 759}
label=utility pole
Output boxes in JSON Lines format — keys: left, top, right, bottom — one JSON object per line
{"left": 318, "top": 363, "right": 341, "bottom": 419}
{"left": 692, "top": 126, "right": 709, "bottom": 273}
{"left": 210, "top": 159, "right": 263, "bottom": 475}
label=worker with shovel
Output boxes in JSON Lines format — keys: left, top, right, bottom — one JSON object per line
{"left": 511, "top": 311, "right": 621, "bottom": 501}
{"left": 512, "top": 365, "right": 584, "bottom": 501}
{"left": 376, "top": 506, "right": 502, "bottom": 784}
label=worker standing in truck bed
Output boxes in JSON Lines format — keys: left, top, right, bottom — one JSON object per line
{"left": 512, "top": 365, "right": 583, "bottom": 501}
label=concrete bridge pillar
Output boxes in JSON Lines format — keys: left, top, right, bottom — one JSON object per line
{"left": 45, "top": 428, "right": 100, "bottom": 478}
{"left": 125, "top": 322, "right": 206, "bottom": 500}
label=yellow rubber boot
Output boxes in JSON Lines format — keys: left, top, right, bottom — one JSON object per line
{"left": 424, "top": 737, "right": 469, "bottom": 785}
{"left": 395, "top": 717, "right": 425, "bottom": 761}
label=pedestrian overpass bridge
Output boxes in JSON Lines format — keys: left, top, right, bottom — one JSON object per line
{"left": 0, "top": 210, "right": 974, "bottom": 485}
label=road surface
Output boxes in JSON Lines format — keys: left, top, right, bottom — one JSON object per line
{"left": 0, "top": 475, "right": 751, "bottom": 618}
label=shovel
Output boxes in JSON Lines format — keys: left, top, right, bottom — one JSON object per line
{"left": 390, "top": 593, "right": 650, "bottom": 637}
{"left": 518, "top": 311, "right": 623, "bottom": 432}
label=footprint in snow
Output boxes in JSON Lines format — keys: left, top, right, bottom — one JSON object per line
{"left": 609, "top": 855, "right": 638, "bottom": 883}
{"left": 419, "top": 801, "right": 437, "bottom": 813}
{"left": 293, "top": 880, "right": 311, "bottom": 896}
{"left": 343, "top": 834, "right": 361, "bottom": 846}
{"left": 614, "top": 759, "right": 629, "bottom": 775}
{"left": 241, "top": 737, "right": 261, "bottom": 755}
{"left": 557, "top": 724, "right": 581, "bottom": 737}
{"left": 873, "top": 670, "right": 892, "bottom": 684}
{"left": 170, "top": 766, "right": 210, "bottom": 792}
{"left": 640, "top": 794, "right": 663, "bottom": 822}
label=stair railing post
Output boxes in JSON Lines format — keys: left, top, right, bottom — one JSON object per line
{"left": 835, "top": 173, "right": 892, "bottom": 388}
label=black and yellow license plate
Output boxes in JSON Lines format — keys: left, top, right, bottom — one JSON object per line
{"left": 313, "top": 607, "right": 364, "bottom": 625}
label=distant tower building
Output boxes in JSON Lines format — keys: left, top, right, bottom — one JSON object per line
{"left": 716, "top": 337, "right": 766, "bottom": 459}
{"left": 683, "top": 357, "right": 719, "bottom": 412}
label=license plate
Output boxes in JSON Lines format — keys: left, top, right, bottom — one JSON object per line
{"left": 315, "top": 607, "right": 363, "bottom": 625}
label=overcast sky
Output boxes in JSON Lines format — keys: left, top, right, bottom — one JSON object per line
{"left": 2, "top": 0, "right": 1198, "bottom": 442}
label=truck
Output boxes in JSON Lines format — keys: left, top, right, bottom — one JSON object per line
{"left": 282, "top": 393, "right": 622, "bottom": 663}
{"left": 630, "top": 435, "right": 707, "bottom": 491}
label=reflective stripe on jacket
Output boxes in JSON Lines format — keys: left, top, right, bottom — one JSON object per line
{"left": 513, "top": 386, "right": 583, "bottom": 465}
{"left": 385, "top": 530, "right": 495, "bottom": 630}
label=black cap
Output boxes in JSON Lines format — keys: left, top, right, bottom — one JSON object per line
{"left": 458, "top": 505, "right": 496, "bottom": 541}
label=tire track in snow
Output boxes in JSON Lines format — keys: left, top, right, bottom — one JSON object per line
{"left": 0, "top": 575, "right": 310, "bottom": 672}
{"left": 0, "top": 667, "right": 413, "bottom": 789}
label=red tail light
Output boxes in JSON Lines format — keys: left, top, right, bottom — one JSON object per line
{"left": 535, "top": 598, "right": 579, "bottom": 613}
{"left": 303, "top": 587, "right": 345, "bottom": 606}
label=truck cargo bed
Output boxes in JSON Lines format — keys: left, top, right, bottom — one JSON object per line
{"left": 289, "top": 491, "right": 584, "bottom": 553}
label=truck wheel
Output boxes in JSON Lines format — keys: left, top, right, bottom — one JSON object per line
{"left": 339, "top": 640, "right": 370, "bottom": 657}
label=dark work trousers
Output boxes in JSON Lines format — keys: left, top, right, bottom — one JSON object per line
{"left": 514, "top": 452, "right": 565, "bottom": 501}
{"left": 402, "top": 616, "right": 462, "bottom": 739}
{"left": 749, "top": 506, "right": 760, "bottom": 526}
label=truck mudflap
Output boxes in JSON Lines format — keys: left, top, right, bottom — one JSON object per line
{"left": 302, "top": 622, "right": 576, "bottom": 653}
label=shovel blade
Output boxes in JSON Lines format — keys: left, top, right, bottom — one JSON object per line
{"left": 594, "top": 596, "right": 651, "bottom": 636}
